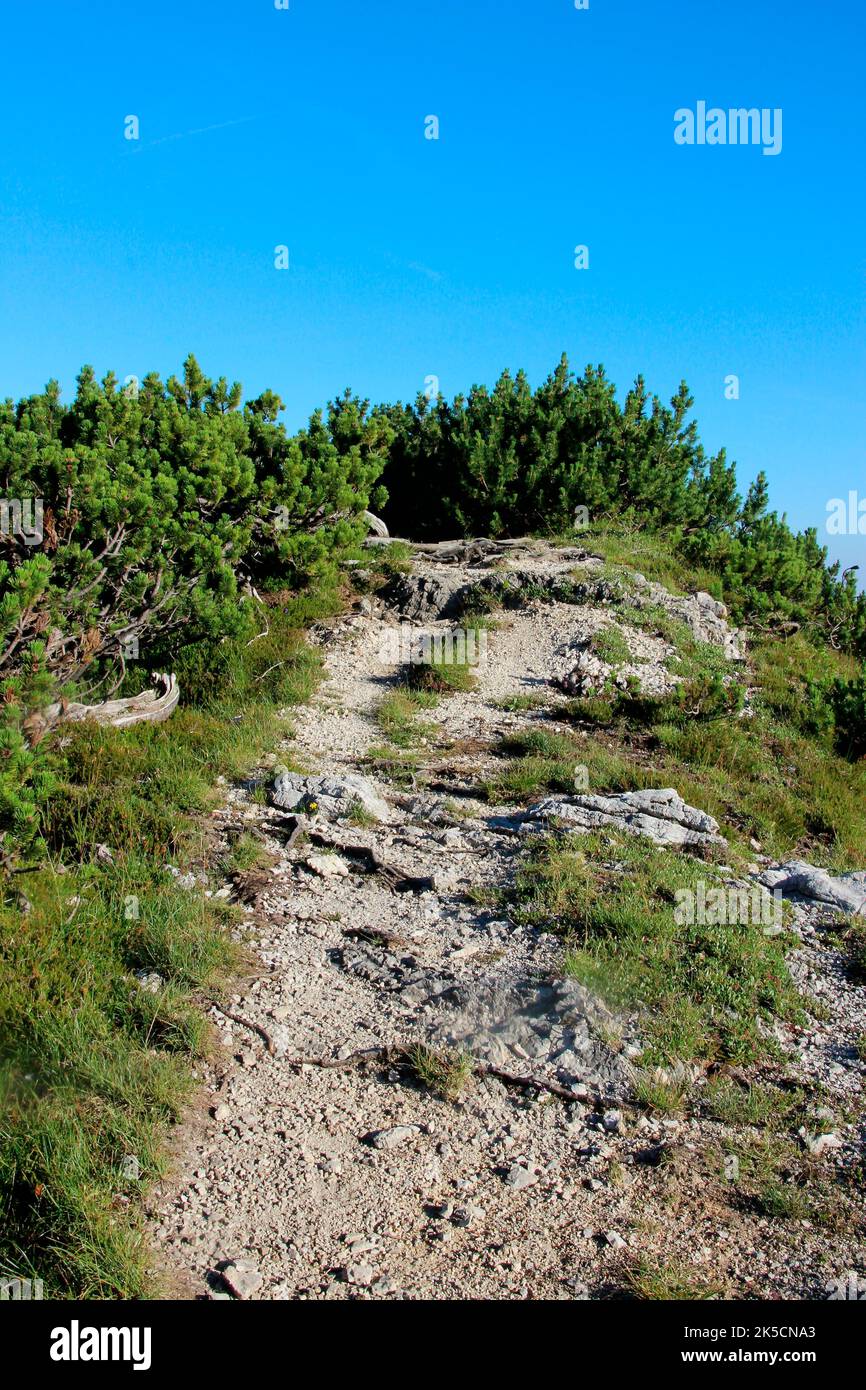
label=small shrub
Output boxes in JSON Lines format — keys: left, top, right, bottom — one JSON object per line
{"left": 408, "top": 1045, "right": 472, "bottom": 1101}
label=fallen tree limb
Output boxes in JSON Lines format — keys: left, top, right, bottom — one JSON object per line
{"left": 206, "top": 998, "right": 277, "bottom": 1056}
{"left": 363, "top": 536, "right": 544, "bottom": 563}
{"left": 43, "top": 672, "right": 179, "bottom": 731}
{"left": 272, "top": 1042, "right": 636, "bottom": 1110}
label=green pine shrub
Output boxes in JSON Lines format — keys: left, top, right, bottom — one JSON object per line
{"left": 375, "top": 355, "right": 866, "bottom": 658}
{"left": 825, "top": 668, "right": 866, "bottom": 760}
{"left": 0, "top": 357, "right": 389, "bottom": 865}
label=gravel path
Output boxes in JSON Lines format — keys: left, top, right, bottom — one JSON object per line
{"left": 148, "top": 543, "right": 866, "bottom": 1301}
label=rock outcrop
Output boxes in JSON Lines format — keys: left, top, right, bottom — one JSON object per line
{"left": 270, "top": 771, "right": 391, "bottom": 823}
{"left": 522, "top": 788, "right": 727, "bottom": 850}
{"left": 758, "top": 861, "right": 866, "bottom": 917}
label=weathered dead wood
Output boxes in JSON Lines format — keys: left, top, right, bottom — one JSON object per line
{"left": 363, "top": 535, "right": 541, "bottom": 563}
{"left": 207, "top": 999, "right": 278, "bottom": 1055}
{"left": 45, "top": 672, "right": 179, "bottom": 730}
{"left": 362, "top": 510, "right": 389, "bottom": 538}
{"left": 271, "top": 1043, "right": 634, "bottom": 1109}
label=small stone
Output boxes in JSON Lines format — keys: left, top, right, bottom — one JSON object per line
{"left": 604, "top": 1230, "right": 626, "bottom": 1249}
{"left": 120, "top": 1155, "right": 140, "bottom": 1180}
{"left": 305, "top": 853, "right": 350, "bottom": 879}
{"left": 602, "top": 1109, "right": 621, "bottom": 1133}
{"left": 366, "top": 1125, "right": 421, "bottom": 1150}
{"left": 371, "top": 1275, "right": 397, "bottom": 1295}
{"left": 344, "top": 1263, "right": 375, "bottom": 1287}
{"left": 220, "top": 1261, "right": 263, "bottom": 1299}
{"left": 213, "top": 1103, "right": 231, "bottom": 1122}
{"left": 346, "top": 1237, "right": 377, "bottom": 1255}
{"left": 452, "top": 1203, "right": 484, "bottom": 1228}
{"left": 804, "top": 1132, "right": 843, "bottom": 1156}
{"left": 134, "top": 970, "right": 163, "bottom": 994}
{"left": 504, "top": 1163, "right": 537, "bottom": 1191}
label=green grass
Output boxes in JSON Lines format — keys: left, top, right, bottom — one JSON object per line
{"left": 363, "top": 743, "right": 422, "bottom": 788}
{"left": 484, "top": 727, "right": 645, "bottom": 804}
{"left": 512, "top": 831, "right": 803, "bottom": 1066}
{"left": 633, "top": 1073, "right": 692, "bottom": 1115}
{"left": 494, "top": 692, "right": 551, "bottom": 713}
{"left": 625, "top": 1257, "right": 725, "bottom": 1301}
{"left": 0, "top": 863, "right": 238, "bottom": 1296}
{"left": 407, "top": 1045, "right": 473, "bottom": 1101}
{"left": 512, "top": 654, "right": 866, "bottom": 872}
{"left": 0, "top": 594, "right": 333, "bottom": 1298}
{"left": 584, "top": 520, "right": 725, "bottom": 600}
{"left": 222, "top": 833, "right": 267, "bottom": 876}
{"left": 703, "top": 1077, "right": 805, "bottom": 1129}
{"left": 368, "top": 540, "right": 414, "bottom": 578}
{"left": 588, "top": 625, "right": 633, "bottom": 667}
{"left": 718, "top": 1131, "right": 844, "bottom": 1227}
{"left": 375, "top": 687, "right": 438, "bottom": 748}
{"left": 404, "top": 655, "right": 478, "bottom": 695}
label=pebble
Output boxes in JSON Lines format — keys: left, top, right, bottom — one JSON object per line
{"left": 220, "top": 1260, "right": 264, "bottom": 1299}
{"left": 366, "top": 1125, "right": 422, "bottom": 1150}
{"left": 504, "top": 1164, "right": 537, "bottom": 1191}
{"left": 306, "top": 853, "right": 351, "bottom": 879}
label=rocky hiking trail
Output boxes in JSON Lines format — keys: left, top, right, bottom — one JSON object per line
{"left": 148, "top": 540, "right": 866, "bottom": 1301}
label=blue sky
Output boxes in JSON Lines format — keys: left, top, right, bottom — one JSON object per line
{"left": 1, "top": 0, "right": 863, "bottom": 573}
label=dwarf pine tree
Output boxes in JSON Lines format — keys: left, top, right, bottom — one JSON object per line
{"left": 0, "top": 356, "right": 390, "bottom": 863}
{"left": 375, "top": 355, "right": 865, "bottom": 657}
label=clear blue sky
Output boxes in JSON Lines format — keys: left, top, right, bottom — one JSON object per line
{"left": 1, "top": 0, "right": 863, "bottom": 573}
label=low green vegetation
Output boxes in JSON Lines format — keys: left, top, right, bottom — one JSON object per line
{"left": 407, "top": 1044, "right": 473, "bottom": 1101}
{"left": 485, "top": 727, "right": 642, "bottom": 804}
{"left": 702, "top": 1077, "right": 805, "bottom": 1129}
{"left": 404, "top": 655, "right": 477, "bottom": 695}
{"left": 513, "top": 831, "right": 802, "bottom": 1066}
{"left": 362, "top": 743, "right": 422, "bottom": 788}
{"left": 494, "top": 692, "right": 551, "bottom": 713}
{"left": 375, "top": 687, "right": 438, "bottom": 748}
{"left": 625, "top": 1257, "right": 725, "bottom": 1301}
{"left": 0, "top": 593, "right": 332, "bottom": 1297}
{"left": 488, "top": 639, "right": 866, "bottom": 871}
{"left": 718, "top": 1131, "right": 847, "bottom": 1230}
{"left": 588, "top": 625, "right": 633, "bottom": 667}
